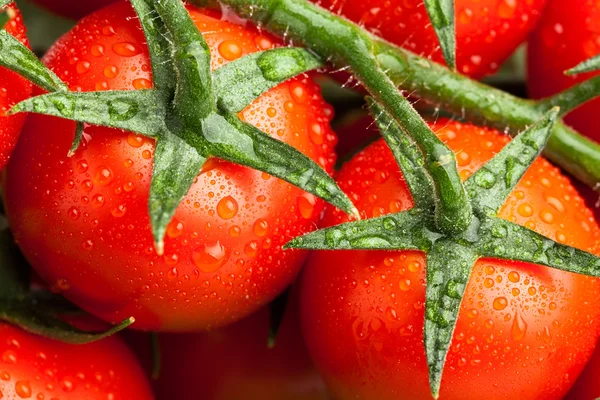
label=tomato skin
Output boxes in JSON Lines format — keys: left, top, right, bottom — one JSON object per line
{"left": 528, "top": 0, "right": 600, "bottom": 143}
{"left": 29, "top": 0, "right": 116, "bottom": 19}
{"left": 300, "top": 120, "right": 600, "bottom": 400}
{"left": 4, "top": 2, "right": 337, "bottom": 331}
{"left": 315, "top": 0, "right": 547, "bottom": 78}
{"left": 0, "top": 4, "right": 32, "bottom": 171}
{"left": 0, "top": 323, "right": 152, "bottom": 399}
{"left": 128, "top": 296, "right": 328, "bottom": 400}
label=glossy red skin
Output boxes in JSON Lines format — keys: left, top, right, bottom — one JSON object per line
{"left": 528, "top": 0, "right": 600, "bottom": 143}
{"left": 0, "top": 4, "right": 32, "bottom": 171}
{"left": 128, "top": 296, "right": 328, "bottom": 400}
{"left": 314, "top": 0, "right": 548, "bottom": 78}
{"left": 29, "top": 0, "right": 116, "bottom": 19}
{"left": 0, "top": 323, "right": 153, "bottom": 400}
{"left": 301, "top": 120, "right": 600, "bottom": 400}
{"left": 4, "top": 2, "right": 338, "bottom": 331}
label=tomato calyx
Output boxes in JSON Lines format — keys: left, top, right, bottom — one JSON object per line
{"left": 287, "top": 100, "right": 600, "bottom": 398}
{"left": 1, "top": 0, "right": 357, "bottom": 254}
{"left": 423, "top": 0, "right": 456, "bottom": 70}
{"left": 0, "top": 217, "right": 133, "bottom": 344}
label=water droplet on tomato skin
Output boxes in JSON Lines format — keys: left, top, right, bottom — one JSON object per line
{"left": 297, "top": 194, "right": 316, "bottom": 219}
{"left": 218, "top": 40, "right": 243, "bottom": 61}
{"left": 94, "top": 166, "right": 113, "bottom": 186}
{"left": 253, "top": 219, "right": 268, "bottom": 236}
{"left": 15, "top": 380, "right": 31, "bottom": 398}
{"left": 112, "top": 42, "right": 141, "bottom": 57}
{"left": 216, "top": 196, "right": 239, "bottom": 220}
{"left": 192, "top": 241, "right": 230, "bottom": 273}
{"left": 493, "top": 297, "right": 508, "bottom": 310}
{"left": 511, "top": 311, "right": 528, "bottom": 341}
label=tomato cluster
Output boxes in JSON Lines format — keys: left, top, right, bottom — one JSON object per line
{"left": 0, "top": 0, "right": 599, "bottom": 399}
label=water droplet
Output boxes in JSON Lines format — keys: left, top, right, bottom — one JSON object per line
{"left": 217, "top": 196, "right": 239, "bottom": 220}
{"left": 517, "top": 203, "right": 534, "bottom": 217}
{"left": 484, "top": 278, "right": 495, "bottom": 288}
{"left": 167, "top": 219, "right": 184, "bottom": 238}
{"left": 132, "top": 78, "right": 152, "bottom": 90}
{"left": 94, "top": 166, "right": 113, "bottom": 186}
{"left": 92, "top": 194, "right": 105, "bottom": 208}
{"left": 540, "top": 210, "right": 554, "bottom": 224}
{"left": 244, "top": 241, "right": 259, "bottom": 257}
{"left": 253, "top": 218, "right": 268, "bottom": 236}
{"left": 508, "top": 271, "right": 520, "bottom": 283}
{"left": 112, "top": 42, "right": 141, "bottom": 57}
{"left": 474, "top": 168, "right": 497, "bottom": 189}
{"left": 192, "top": 241, "right": 230, "bottom": 273}
{"left": 297, "top": 194, "right": 316, "bottom": 219}
{"left": 399, "top": 279, "right": 411, "bottom": 291}
{"left": 76, "top": 61, "right": 90, "bottom": 74}
{"left": 2, "top": 350, "right": 16, "bottom": 364}
{"left": 309, "top": 123, "right": 325, "bottom": 145}
{"left": 0, "top": 371, "right": 9, "bottom": 380}
{"left": 498, "top": 0, "right": 517, "bottom": 18}
{"left": 104, "top": 65, "right": 119, "bottom": 79}
{"left": 511, "top": 311, "right": 527, "bottom": 341}
{"left": 102, "top": 25, "right": 116, "bottom": 36}
{"left": 493, "top": 297, "right": 508, "bottom": 310}
{"left": 218, "top": 40, "right": 243, "bottom": 60}
{"left": 289, "top": 81, "right": 308, "bottom": 104}
{"left": 76, "top": 160, "right": 89, "bottom": 173}
{"left": 15, "top": 380, "right": 31, "bottom": 398}
{"left": 111, "top": 204, "right": 127, "bottom": 218}
{"left": 229, "top": 225, "right": 241, "bottom": 237}
{"left": 61, "top": 378, "right": 75, "bottom": 392}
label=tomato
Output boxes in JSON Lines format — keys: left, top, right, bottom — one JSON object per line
{"left": 0, "top": 323, "right": 152, "bottom": 399}
{"left": 528, "top": 0, "right": 600, "bottom": 143}
{"left": 4, "top": 2, "right": 338, "bottom": 331}
{"left": 29, "top": 0, "right": 116, "bottom": 19}
{"left": 314, "top": 0, "right": 548, "bottom": 78}
{"left": 129, "top": 296, "right": 328, "bottom": 400}
{"left": 0, "top": 3, "right": 32, "bottom": 171}
{"left": 300, "top": 120, "right": 600, "bottom": 400}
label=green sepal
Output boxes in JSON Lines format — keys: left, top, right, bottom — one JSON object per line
{"left": 565, "top": 54, "right": 600, "bottom": 75}
{"left": 465, "top": 108, "right": 558, "bottom": 214}
{"left": 149, "top": 134, "right": 206, "bottom": 253}
{"left": 153, "top": 0, "right": 216, "bottom": 121}
{"left": 0, "top": 301, "right": 134, "bottom": 345}
{"left": 424, "top": 241, "right": 477, "bottom": 398}
{"left": 476, "top": 218, "right": 600, "bottom": 276}
{"left": 214, "top": 47, "right": 322, "bottom": 113}
{"left": 129, "top": 0, "right": 175, "bottom": 95}
{"left": 423, "top": 0, "right": 456, "bottom": 70}
{"left": 206, "top": 112, "right": 358, "bottom": 217}
{"left": 367, "top": 98, "right": 434, "bottom": 210}
{"left": 68, "top": 122, "right": 85, "bottom": 157}
{"left": 268, "top": 288, "right": 290, "bottom": 349}
{"left": 0, "top": 31, "right": 67, "bottom": 92}
{"left": 10, "top": 90, "right": 167, "bottom": 138}
{"left": 285, "top": 209, "right": 431, "bottom": 250}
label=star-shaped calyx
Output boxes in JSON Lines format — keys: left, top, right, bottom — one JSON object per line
{"left": 286, "top": 99, "right": 600, "bottom": 398}
{"left": 0, "top": 0, "right": 357, "bottom": 254}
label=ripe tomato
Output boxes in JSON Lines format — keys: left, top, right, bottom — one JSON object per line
{"left": 0, "top": 323, "right": 152, "bottom": 399}
{"left": 0, "top": 3, "right": 32, "bottom": 171}
{"left": 4, "top": 2, "right": 338, "bottom": 331}
{"left": 300, "top": 120, "right": 600, "bottom": 399}
{"left": 129, "top": 296, "right": 328, "bottom": 400}
{"left": 29, "top": 0, "right": 116, "bottom": 19}
{"left": 528, "top": 0, "right": 600, "bottom": 143}
{"left": 315, "top": 0, "right": 548, "bottom": 77}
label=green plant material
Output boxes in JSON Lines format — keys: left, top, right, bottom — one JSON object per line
{"left": 566, "top": 54, "right": 600, "bottom": 75}
{"left": 191, "top": 0, "right": 600, "bottom": 195}
{"left": 0, "top": 220, "right": 134, "bottom": 344}
{"left": 537, "top": 75, "right": 600, "bottom": 117}
{"left": 192, "top": 0, "right": 472, "bottom": 237}
{"left": 288, "top": 103, "right": 600, "bottom": 397}
{"left": 423, "top": 0, "right": 456, "bottom": 70}
{"left": 5, "top": 0, "right": 357, "bottom": 252}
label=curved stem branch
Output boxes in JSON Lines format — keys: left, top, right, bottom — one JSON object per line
{"left": 191, "top": 0, "right": 600, "bottom": 191}
{"left": 537, "top": 75, "right": 600, "bottom": 116}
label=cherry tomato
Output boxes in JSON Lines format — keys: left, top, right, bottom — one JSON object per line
{"left": 129, "top": 295, "right": 328, "bottom": 400}
{"left": 0, "top": 323, "right": 152, "bottom": 399}
{"left": 528, "top": 0, "right": 600, "bottom": 143}
{"left": 4, "top": 2, "right": 338, "bottom": 331}
{"left": 29, "top": 0, "right": 116, "bottom": 19}
{"left": 314, "top": 0, "right": 548, "bottom": 78}
{"left": 301, "top": 120, "right": 600, "bottom": 399}
{"left": 0, "top": 3, "right": 32, "bottom": 171}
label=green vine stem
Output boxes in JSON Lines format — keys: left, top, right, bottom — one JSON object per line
{"left": 192, "top": 0, "right": 600, "bottom": 192}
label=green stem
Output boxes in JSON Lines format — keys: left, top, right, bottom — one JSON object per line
{"left": 191, "top": 0, "right": 600, "bottom": 191}
{"left": 537, "top": 75, "right": 600, "bottom": 117}
{"left": 192, "top": 0, "right": 472, "bottom": 235}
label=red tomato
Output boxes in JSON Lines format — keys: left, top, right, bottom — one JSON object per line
{"left": 300, "top": 120, "right": 600, "bottom": 399}
{"left": 129, "top": 296, "right": 328, "bottom": 400}
{"left": 4, "top": 2, "right": 338, "bottom": 331}
{"left": 314, "top": 0, "right": 548, "bottom": 78}
{"left": 29, "top": 0, "right": 116, "bottom": 19}
{"left": 528, "top": 0, "right": 600, "bottom": 143}
{"left": 0, "top": 3, "right": 32, "bottom": 171}
{"left": 0, "top": 323, "right": 152, "bottom": 399}
{"left": 564, "top": 338, "right": 600, "bottom": 400}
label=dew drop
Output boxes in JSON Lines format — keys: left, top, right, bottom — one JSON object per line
{"left": 493, "top": 297, "right": 508, "bottom": 310}
{"left": 297, "top": 194, "right": 316, "bottom": 219}
{"left": 166, "top": 219, "right": 184, "bottom": 238}
{"left": 508, "top": 271, "right": 520, "bottom": 283}
{"left": 253, "top": 218, "right": 269, "bottom": 236}
{"left": 218, "top": 40, "right": 243, "bottom": 60}
{"left": 192, "top": 241, "right": 230, "bottom": 273}
{"left": 94, "top": 166, "right": 113, "bottom": 186}
{"left": 217, "top": 196, "right": 239, "bottom": 220}
{"left": 15, "top": 380, "right": 31, "bottom": 398}
{"left": 511, "top": 311, "right": 528, "bottom": 341}
{"left": 132, "top": 78, "right": 152, "bottom": 90}
{"left": 112, "top": 42, "right": 141, "bottom": 57}
{"left": 517, "top": 203, "right": 534, "bottom": 217}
